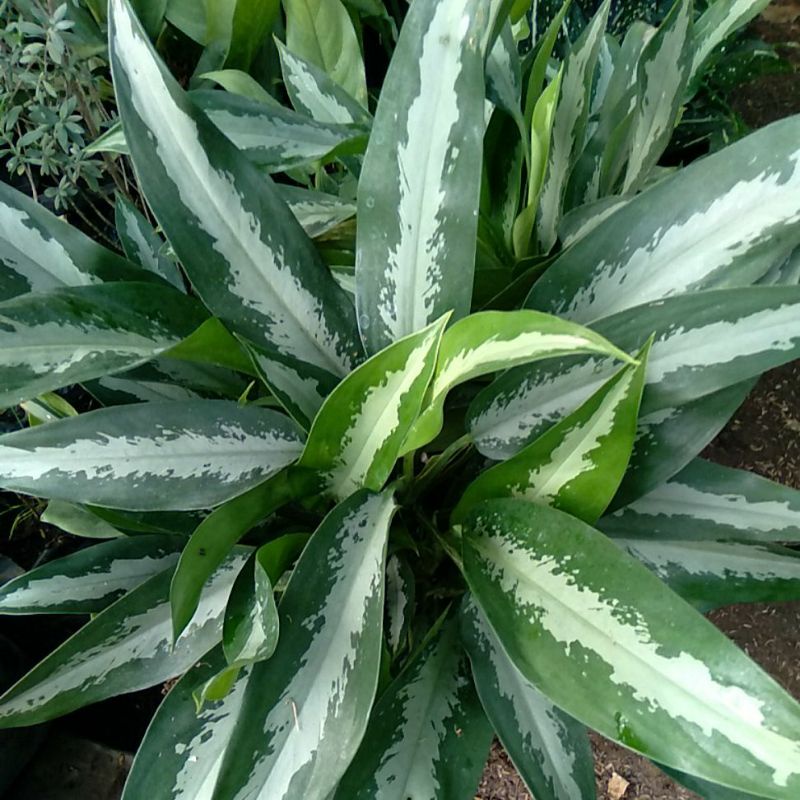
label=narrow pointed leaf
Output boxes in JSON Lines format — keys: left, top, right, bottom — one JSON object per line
{"left": 528, "top": 116, "right": 800, "bottom": 324}
{"left": 602, "top": 459, "right": 800, "bottom": 543}
{"left": 41, "top": 500, "right": 126, "bottom": 539}
{"left": 114, "top": 194, "right": 184, "bottom": 289}
{"left": 0, "top": 180, "right": 159, "bottom": 301}
{"left": 463, "top": 499, "right": 800, "bottom": 799}
{"left": 279, "top": 185, "right": 356, "bottom": 238}
{"left": 455, "top": 347, "right": 648, "bottom": 524}
{"left": 461, "top": 598, "right": 595, "bottom": 800}
{"left": 0, "top": 283, "right": 206, "bottom": 408}
{"left": 226, "top": 0, "right": 281, "bottom": 71}
{"left": 0, "top": 400, "right": 304, "bottom": 511}
{"left": 385, "top": 553, "right": 414, "bottom": 656}
{"left": 300, "top": 317, "right": 446, "bottom": 498}
{"left": 211, "top": 489, "right": 395, "bottom": 800}
{"left": 122, "top": 646, "right": 250, "bottom": 800}
{"left": 334, "top": 618, "right": 493, "bottom": 800}
{"left": 109, "top": 0, "right": 362, "bottom": 387}
{"left": 277, "top": 40, "right": 372, "bottom": 125}
{"left": 0, "top": 535, "right": 184, "bottom": 614}
{"left": 0, "top": 550, "right": 248, "bottom": 727}
{"left": 200, "top": 69, "right": 279, "bottom": 104}
{"left": 355, "top": 0, "right": 489, "bottom": 353}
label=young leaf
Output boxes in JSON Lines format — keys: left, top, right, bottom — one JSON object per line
{"left": 454, "top": 344, "right": 648, "bottom": 524}
{"left": 210, "top": 489, "right": 395, "bottom": 800}
{"left": 461, "top": 597, "right": 596, "bottom": 800}
{"left": 278, "top": 185, "right": 356, "bottom": 239}
{"left": 0, "top": 535, "right": 184, "bottom": 614}
{"left": 355, "top": 0, "right": 490, "bottom": 353}
{"left": 299, "top": 317, "right": 446, "bottom": 498}
{"left": 334, "top": 618, "right": 494, "bottom": 799}
{"left": 0, "top": 550, "right": 248, "bottom": 727}
{"left": 226, "top": 0, "right": 280, "bottom": 71}
{"left": 109, "top": 0, "right": 363, "bottom": 394}
{"left": 0, "top": 401, "right": 304, "bottom": 511}
{"left": 463, "top": 499, "right": 800, "bottom": 799}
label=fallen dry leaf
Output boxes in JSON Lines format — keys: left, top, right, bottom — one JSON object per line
{"left": 608, "top": 772, "right": 630, "bottom": 800}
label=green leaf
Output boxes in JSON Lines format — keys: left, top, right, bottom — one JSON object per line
{"left": 121, "top": 646, "right": 251, "bottom": 800}
{"left": 0, "top": 550, "right": 248, "bottom": 727}
{"left": 191, "top": 89, "right": 370, "bottom": 173}
{"left": 226, "top": 0, "right": 280, "bottom": 70}
{"left": 170, "top": 470, "right": 314, "bottom": 639}
{"left": 385, "top": 552, "right": 414, "bottom": 656}
{"left": 461, "top": 597, "right": 595, "bottom": 800}
{"left": 210, "top": 489, "right": 395, "bottom": 800}
{"left": 164, "top": 317, "right": 256, "bottom": 376}
{"left": 334, "top": 617, "right": 493, "bottom": 799}
{"left": 114, "top": 194, "right": 184, "bottom": 289}
{"left": 277, "top": 40, "right": 372, "bottom": 124}
{"left": 454, "top": 344, "right": 648, "bottom": 524}
{"left": 536, "top": 0, "right": 609, "bottom": 252}
{"left": 0, "top": 535, "right": 184, "bottom": 614}
{"left": 41, "top": 500, "right": 126, "bottom": 539}
{"left": 616, "top": 538, "right": 800, "bottom": 611}
{"left": 528, "top": 116, "right": 800, "bottom": 324}
{"left": 109, "top": 0, "right": 363, "bottom": 398}
{"left": 486, "top": 22, "right": 524, "bottom": 139}
{"left": 0, "top": 180, "right": 157, "bottom": 301}
{"left": 200, "top": 69, "right": 278, "bottom": 104}
{"left": 0, "top": 400, "right": 304, "bottom": 511}
{"left": 0, "top": 283, "right": 207, "bottom": 408}
{"left": 282, "top": 0, "right": 368, "bottom": 106}
{"left": 84, "top": 121, "right": 129, "bottom": 155}
{"left": 622, "top": 0, "right": 693, "bottom": 192}
{"left": 462, "top": 499, "right": 800, "bottom": 799}
{"left": 355, "top": 0, "right": 489, "bottom": 353}
{"left": 299, "top": 317, "right": 446, "bottom": 498}
{"left": 130, "top": 0, "right": 166, "bottom": 37}
{"left": 279, "top": 185, "right": 356, "bottom": 238}
{"left": 402, "top": 308, "right": 635, "bottom": 455}
{"left": 165, "top": 0, "right": 208, "bottom": 43}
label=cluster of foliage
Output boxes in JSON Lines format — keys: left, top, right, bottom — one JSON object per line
{"left": 0, "top": 0, "right": 799, "bottom": 798}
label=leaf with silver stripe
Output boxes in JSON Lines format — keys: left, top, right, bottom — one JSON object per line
{"left": 277, "top": 40, "right": 372, "bottom": 125}
{"left": 0, "top": 400, "right": 304, "bottom": 511}
{"left": 528, "top": 116, "right": 800, "bottom": 324}
{"left": 455, "top": 348, "right": 648, "bottom": 525}
{"left": 278, "top": 186, "right": 356, "bottom": 239}
{"left": 0, "top": 180, "right": 158, "bottom": 301}
{"left": 334, "top": 616, "right": 493, "bottom": 800}
{"left": 114, "top": 193, "right": 184, "bottom": 289}
{"left": 0, "top": 549, "right": 248, "bottom": 727}
{"left": 0, "top": 535, "right": 184, "bottom": 614}
{"left": 210, "top": 489, "right": 395, "bottom": 800}
{"left": 0, "top": 283, "right": 207, "bottom": 408}
{"left": 463, "top": 499, "right": 800, "bottom": 799}
{"left": 385, "top": 553, "right": 414, "bottom": 657}
{"left": 461, "top": 597, "right": 595, "bottom": 800}
{"left": 355, "top": 0, "right": 490, "bottom": 353}
{"left": 300, "top": 317, "right": 446, "bottom": 498}
{"left": 109, "top": 0, "right": 363, "bottom": 390}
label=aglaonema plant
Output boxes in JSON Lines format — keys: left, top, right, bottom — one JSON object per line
{"left": 0, "top": 0, "right": 799, "bottom": 798}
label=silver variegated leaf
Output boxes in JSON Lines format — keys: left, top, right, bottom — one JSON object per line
{"left": 355, "top": 0, "right": 490, "bottom": 353}
{"left": 279, "top": 185, "right": 356, "bottom": 238}
{"left": 461, "top": 597, "right": 595, "bottom": 800}
{"left": 0, "top": 400, "right": 304, "bottom": 511}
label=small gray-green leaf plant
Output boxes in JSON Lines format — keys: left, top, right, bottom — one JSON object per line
{"left": 0, "top": 1, "right": 800, "bottom": 798}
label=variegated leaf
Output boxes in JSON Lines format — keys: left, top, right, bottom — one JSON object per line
{"left": 279, "top": 185, "right": 356, "bottom": 238}
{"left": 283, "top": 0, "right": 368, "bottom": 106}
{"left": 455, "top": 347, "right": 648, "bottom": 524}
{"left": 114, "top": 193, "right": 184, "bottom": 289}
{"left": 0, "top": 535, "right": 184, "bottom": 614}
{"left": 0, "top": 400, "right": 304, "bottom": 511}
{"left": 121, "top": 646, "right": 251, "bottom": 800}
{"left": 334, "top": 617, "right": 493, "bottom": 799}
{"left": 402, "top": 309, "right": 635, "bottom": 455}
{"left": 0, "top": 283, "right": 206, "bottom": 408}
{"left": 0, "top": 180, "right": 156, "bottom": 301}
{"left": 210, "top": 489, "right": 395, "bottom": 800}
{"left": 461, "top": 597, "right": 595, "bottom": 800}
{"left": 528, "top": 116, "right": 800, "bottom": 324}
{"left": 463, "top": 499, "right": 800, "bottom": 799}
{"left": 355, "top": 0, "right": 490, "bottom": 353}
{"left": 0, "top": 550, "right": 248, "bottom": 727}
{"left": 385, "top": 553, "right": 414, "bottom": 656}
{"left": 109, "top": 0, "right": 363, "bottom": 394}
{"left": 486, "top": 22, "right": 524, "bottom": 137}
{"left": 41, "top": 500, "right": 126, "bottom": 539}
{"left": 192, "top": 89, "right": 369, "bottom": 173}
{"left": 622, "top": 0, "right": 693, "bottom": 193}
{"left": 277, "top": 40, "right": 372, "bottom": 125}
{"left": 601, "top": 459, "right": 800, "bottom": 543}
{"left": 616, "top": 537, "right": 800, "bottom": 611}
{"left": 299, "top": 317, "right": 446, "bottom": 498}
{"left": 469, "top": 286, "right": 800, "bottom": 459}
{"left": 536, "top": 0, "right": 609, "bottom": 253}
